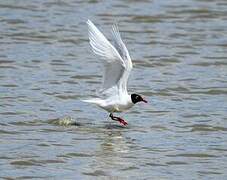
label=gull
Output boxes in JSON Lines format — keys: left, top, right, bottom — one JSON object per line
{"left": 83, "top": 20, "right": 147, "bottom": 126}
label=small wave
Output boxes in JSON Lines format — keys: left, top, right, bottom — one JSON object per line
{"left": 48, "top": 116, "right": 81, "bottom": 126}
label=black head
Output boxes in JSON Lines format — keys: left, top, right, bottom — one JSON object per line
{"left": 131, "top": 94, "right": 148, "bottom": 104}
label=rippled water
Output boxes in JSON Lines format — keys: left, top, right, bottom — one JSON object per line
{"left": 1, "top": 0, "right": 227, "bottom": 179}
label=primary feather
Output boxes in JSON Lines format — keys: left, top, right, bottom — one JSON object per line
{"left": 111, "top": 24, "right": 133, "bottom": 94}
{"left": 87, "top": 19, "right": 132, "bottom": 96}
{"left": 87, "top": 20, "right": 124, "bottom": 66}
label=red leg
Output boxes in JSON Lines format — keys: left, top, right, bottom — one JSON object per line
{"left": 109, "top": 113, "right": 128, "bottom": 126}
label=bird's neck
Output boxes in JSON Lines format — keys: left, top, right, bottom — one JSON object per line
{"left": 127, "top": 94, "right": 133, "bottom": 104}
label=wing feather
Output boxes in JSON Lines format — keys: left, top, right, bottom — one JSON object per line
{"left": 87, "top": 20, "right": 132, "bottom": 96}
{"left": 87, "top": 20, "right": 125, "bottom": 66}
{"left": 111, "top": 24, "right": 133, "bottom": 93}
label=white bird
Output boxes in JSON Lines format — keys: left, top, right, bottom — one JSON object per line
{"left": 83, "top": 20, "right": 147, "bottom": 125}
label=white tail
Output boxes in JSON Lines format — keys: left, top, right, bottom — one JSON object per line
{"left": 81, "top": 98, "right": 102, "bottom": 104}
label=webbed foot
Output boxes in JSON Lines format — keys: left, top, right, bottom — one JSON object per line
{"left": 109, "top": 113, "right": 128, "bottom": 126}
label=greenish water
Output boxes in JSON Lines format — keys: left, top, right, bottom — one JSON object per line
{"left": 0, "top": 0, "right": 227, "bottom": 179}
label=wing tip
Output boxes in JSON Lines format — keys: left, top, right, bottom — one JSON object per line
{"left": 87, "top": 19, "right": 94, "bottom": 28}
{"left": 87, "top": 19, "right": 91, "bottom": 24}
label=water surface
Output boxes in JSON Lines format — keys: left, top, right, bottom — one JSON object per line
{"left": 0, "top": 0, "right": 227, "bottom": 179}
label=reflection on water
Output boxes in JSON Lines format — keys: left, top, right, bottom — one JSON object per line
{"left": 1, "top": 0, "right": 227, "bottom": 179}
{"left": 86, "top": 130, "right": 132, "bottom": 176}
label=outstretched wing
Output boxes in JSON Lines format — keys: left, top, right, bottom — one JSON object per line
{"left": 87, "top": 20, "right": 132, "bottom": 96}
{"left": 112, "top": 24, "right": 133, "bottom": 94}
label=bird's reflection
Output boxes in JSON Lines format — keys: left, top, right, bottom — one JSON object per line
{"left": 101, "top": 127, "right": 129, "bottom": 154}
{"left": 88, "top": 124, "right": 136, "bottom": 173}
